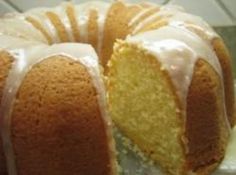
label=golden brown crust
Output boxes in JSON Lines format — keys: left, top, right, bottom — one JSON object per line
{"left": 212, "top": 38, "right": 235, "bottom": 127}
{"left": 102, "top": 1, "right": 142, "bottom": 69}
{"left": 46, "top": 11, "right": 69, "bottom": 42}
{"left": 66, "top": 3, "right": 80, "bottom": 42}
{"left": 9, "top": 56, "right": 112, "bottom": 175}
{"left": 88, "top": 9, "right": 99, "bottom": 53}
{"left": 0, "top": 51, "right": 14, "bottom": 175}
{"left": 185, "top": 59, "right": 228, "bottom": 174}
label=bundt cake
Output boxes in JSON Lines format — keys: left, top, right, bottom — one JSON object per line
{"left": 0, "top": 1, "right": 235, "bottom": 175}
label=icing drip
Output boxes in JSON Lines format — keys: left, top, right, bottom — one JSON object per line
{"left": 216, "top": 83, "right": 236, "bottom": 174}
{"left": 130, "top": 5, "right": 183, "bottom": 34}
{"left": 217, "top": 126, "right": 236, "bottom": 174}
{"left": 0, "top": 35, "right": 115, "bottom": 175}
{"left": 128, "top": 6, "right": 159, "bottom": 27}
{"left": 74, "top": 3, "right": 92, "bottom": 43}
{"left": 74, "top": 1, "right": 110, "bottom": 55}
{"left": 131, "top": 4, "right": 218, "bottom": 42}
{"left": 52, "top": 2, "right": 76, "bottom": 42}
{"left": 91, "top": 2, "right": 110, "bottom": 56}
{"left": 25, "top": 8, "right": 61, "bottom": 43}
{"left": 0, "top": 16, "right": 47, "bottom": 43}
{"left": 0, "top": 36, "right": 47, "bottom": 175}
{"left": 157, "top": 5, "right": 218, "bottom": 41}
{"left": 127, "top": 25, "right": 231, "bottom": 132}
{"left": 132, "top": 11, "right": 163, "bottom": 34}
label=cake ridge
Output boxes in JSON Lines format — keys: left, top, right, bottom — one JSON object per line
{"left": 0, "top": 37, "right": 116, "bottom": 175}
{"left": 25, "top": 9, "right": 61, "bottom": 43}
{"left": 128, "top": 6, "right": 160, "bottom": 27}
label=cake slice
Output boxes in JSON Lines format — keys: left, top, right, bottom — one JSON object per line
{"left": 107, "top": 26, "right": 231, "bottom": 175}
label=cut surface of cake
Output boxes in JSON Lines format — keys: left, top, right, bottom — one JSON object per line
{"left": 0, "top": 1, "right": 235, "bottom": 175}
{"left": 107, "top": 26, "right": 231, "bottom": 174}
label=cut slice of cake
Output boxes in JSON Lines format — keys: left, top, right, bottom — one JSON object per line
{"left": 107, "top": 26, "right": 231, "bottom": 175}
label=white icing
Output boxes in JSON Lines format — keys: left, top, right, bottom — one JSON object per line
{"left": 157, "top": 6, "right": 218, "bottom": 41}
{"left": 216, "top": 126, "right": 236, "bottom": 174}
{"left": 92, "top": 2, "right": 110, "bottom": 56}
{"left": 25, "top": 8, "right": 61, "bottom": 43}
{"left": 128, "top": 26, "right": 220, "bottom": 104}
{"left": 50, "top": 2, "right": 76, "bottom": 42}
{"left": 216, "top": 82, "right": 236, "bottom": 174}
{"left": 0, "top": 35, "right": 43, "bottom": 49}
{"left": 0, "top": 16, "right": 47, "bottom": 43}
{"left": 127, "top": 25, "right": 231, "bottom": 132}
{"left": 131, "top": 4, "right": 218, "bottom": 42}
{"left": 132, "top": 11, "right": 162, "bottom": 34}
{"left": 74, "top": 1, "right": 110, "bottom": 55}
{"left": 0, "top": 36, "right": 47, "bottom": 175}
{"left": 74, "top": 2, "right": 92, "bottom": 43}
{"left": 128, "top": 6, "right": 158, "bottom": 27}
{"left": 131, "top": 4, "right": 183, "bottom": 34}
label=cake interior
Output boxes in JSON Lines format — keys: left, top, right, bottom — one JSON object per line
{"left": 108, "top": 43, "right": 185, "bottom": 174}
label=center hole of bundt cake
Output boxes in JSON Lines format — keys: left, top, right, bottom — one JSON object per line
{"left": 108, "top": 45, "right": 185, "bottom": 174}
